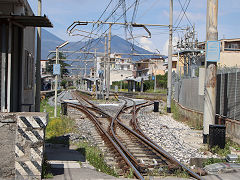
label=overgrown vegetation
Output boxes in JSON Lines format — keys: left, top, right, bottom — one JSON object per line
{"left": 209, "top": 138, "right": 240, "bottom": 157}
{"left": 40, "top": 98, "right": 75, "bottom": 140}
{"left": 171, "top": 100, "right": 203, "bottom": 130}
{"left": 203, "top": 158, "right": 226, "bottom": 167}
{"left": 76, "top": 141, "right": 118, "bottom": 177}
{"left": 42, "top": 155, "right": 53, "bottom": 179}
{"left": 201, "top": 138, "right": 240, "bottom": 167}
{"left": 125, "top": 168, "right": 134, "bottom": 178}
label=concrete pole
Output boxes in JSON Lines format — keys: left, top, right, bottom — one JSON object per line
{"left": 54, "top": 48, "right": 59, "bottom": 117}
{"left": 203, "top": 0, "right": 218, "bottom": 143}
{"left": 106, "top": 24, "right": 112, "bottom": 99}
{"left": 35, "top": 0, "right": 42, "bottom": 112}
{"left": 84, "top": 63, "right": 87, "bottom": 77}
{"left": 167, "top": 0, "right": 173, "bottom": 113}
{"left": 104, "top": 34, "right": 107, "bottom": 91}
{"left": 94, "top": 49, "right": 97, "bottom": 98}
{"left": 154, "top": 74, "right": 157, "bottom": 92}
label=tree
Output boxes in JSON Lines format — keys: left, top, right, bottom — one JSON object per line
{"left": 46, "top": 52, "right": 69, "bottom": 78}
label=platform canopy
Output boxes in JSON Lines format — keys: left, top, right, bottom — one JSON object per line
{"left": 124, "top": 76, "right": 149, "bottom": 82}
{"left": 0, "top": 15, "right": 53, "bottom": 27}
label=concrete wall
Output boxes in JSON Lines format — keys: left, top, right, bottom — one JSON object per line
{"left": 0, "top": 112, "right": 48, "bottom": 180}
{"left": 226, "top": 119, "right": 240, "bottom": 144}
{"left": 0, "top": 114, "right": 16, "bottom": 179}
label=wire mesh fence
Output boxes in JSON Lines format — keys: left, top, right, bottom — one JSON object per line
{"left": 173, "top": 67, "right": 240, "bottom": 121}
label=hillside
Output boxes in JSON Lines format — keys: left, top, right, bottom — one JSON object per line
{"left": 41, "top": 29, "right": 158, "bottom": 60}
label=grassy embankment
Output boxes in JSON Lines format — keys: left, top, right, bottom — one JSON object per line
{"left": 40, "top": 98, "right": 118, "bottom": 178}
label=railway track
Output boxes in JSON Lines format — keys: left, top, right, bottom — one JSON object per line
{"left": 66, "top": 91, "right": 202, "bottom": 179}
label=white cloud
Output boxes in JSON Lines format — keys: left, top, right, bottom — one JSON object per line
{"left": 139, "top": 37, "right": 156, "bottom": 52}
{"left": 162, "top": 36, "right": 179, "bottom": 56}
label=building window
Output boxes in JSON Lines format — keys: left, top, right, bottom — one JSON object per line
{"left": 24, "top": 50, "right": 33, "bottom": 90}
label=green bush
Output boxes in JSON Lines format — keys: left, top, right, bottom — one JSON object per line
{"left": 45, "top": 116, "right": 75, "bottom": 139}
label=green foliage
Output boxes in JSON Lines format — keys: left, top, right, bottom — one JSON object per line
{"left": 210, "top": 145, "right": 231, "bottom": 157}
{"left": 126, "top": 168, "right": 134, "bottom": 178}
{"left": 40, "top": 98, "right": 61, "bottom": 118}
{"left": 76, "top": 141, "right": 118, "bottom": 177}
{"left": 45, "top": 116, "right": 75, "bottom": 139}
{"left": 68, "top": 86, "right": 76, "bottom": 89}
{"left": 203, "top": 158, "right": 226, "bottom": 167}
{"left": 111, "top": 73, "right": 167, "bottom": 92}
{"left": 171, "top": 100, "right": 203, "bottom": 130}
{"left": 174, "top": 169, "right": 190, "bottom": 178}
{"left": 61, "top": 80, "right": 67, "bottom": 89}
{"left": 46, "top": 52, "right": 70, "bottom": 78}
{"left": 40, "top": 98, "right": 75, "bottom": 140}
{"left": 226, "top": 138, "right": 240, "bottom": 151}
{"left": 42, "top": 155, "right": 53, "bottom": 179}
{"left": 112, "top": 81, "right": 128, "bottom": 90}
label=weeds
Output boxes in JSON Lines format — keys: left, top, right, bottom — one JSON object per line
{"left": 76, "top": 141, "right": 118, "bottom": 177}
{"left": 125, "top": 168, "right": 134, "bottom": 178}
{"left": 210, "top": 145, "right": 231, "bottom": 157}
{"left": 41, "top": 155, "right": 53, "bottom": 179}
{"left": 203, "top": 158, "right": 226, "bottom": 167}
{"left": 171, "top": 100, "right": 203, "bottom": 130}
{"left": 45, "top": 116, "right": 75, "bottom": 139}
{"left": 174, "top": 169, "right": 190, "bottom": 178}
{"left": 41, "top": 98, "right": 76, "bottom": 141}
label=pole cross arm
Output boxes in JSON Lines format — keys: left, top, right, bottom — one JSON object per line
{"left": 132, "top": 24, "right": 151, "bottom": 38}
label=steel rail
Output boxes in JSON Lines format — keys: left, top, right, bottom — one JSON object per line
{"left": 71, "top": 92, "right": 202, "bottom": 179}
{"left": 126, "top": 98, "right": 203, "bottom": 180}
{"left": 67, "top": 103, "right": 144, "bottom": 179}
{"left": 68, "top": 94, "right": 144, "bottom": 179}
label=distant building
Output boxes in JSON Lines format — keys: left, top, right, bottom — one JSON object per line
{"left": 219, "top": 38, "right": 240, "bottom": 67}
{"left": 134, "top": 57, "right": 166, "bottom": 78}
{"left": 96, "top": 53, "right": 134, "bottom": 85}
{"left": 191, "top": 38, "right": 240, "bottom": 68}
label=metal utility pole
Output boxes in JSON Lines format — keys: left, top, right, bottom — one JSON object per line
{"left": 203, "top": 0, "right": 219, "bottom": 143}
{"left": 54, "top": 47, "right": 59, "bottom": 117}
{"left": 154, "top": 73, "right": 157, "bottom": 92}
{"left": 35, "top": 0, "right": 42, "bottom": 112}
{"left": 106, "top": 24, "right": 112, "bottom": 99}
{"left": 104, "top": 34, "right": 107, "bottom": 93}
{"left": 54, "top": 41, "right": 69, "bottom": 117}
{"left": 167, "top": 0, "right": 173, "bottom": 113}
{"left": 94, "top": 49, "right": 97, "bottom": 98}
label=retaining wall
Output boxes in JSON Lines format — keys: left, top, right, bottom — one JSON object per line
{"left": 0, "top": 112, "right": 48, "bottom": 180}
{"left": 174, "top": 100, "right": 240, "bottom": 144}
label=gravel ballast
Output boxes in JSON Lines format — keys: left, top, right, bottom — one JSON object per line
{"left": 137, "top": 105, "right": 217, "bottom": 164}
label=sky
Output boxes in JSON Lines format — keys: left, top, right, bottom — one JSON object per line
{"left": 29, "top": 0, "right": 240, "bottom": 55}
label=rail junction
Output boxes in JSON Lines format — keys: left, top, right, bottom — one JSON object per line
{"left": 60, "top": 91, "right": 202, "bottom": 179}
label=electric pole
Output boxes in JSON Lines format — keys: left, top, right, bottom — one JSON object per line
{"left": 167, "top": 0, "right": 173, "bottom": 113}
{"left": 35, "top": 0, "right": 42, "bottom": 112}
{"left": 94, "top": 49, "right": 97, "bottom": 98}
{"left": 104, "top": 34, "right": 107, "bottom": 94}
{"left": 106, "top": 24, "right": 112, "bottom": 99}
{"left": 54, "top": 47, "right": 59, "bottom": 117}
{"left": 203, "top": 0, "right": 218, "bottom": 143}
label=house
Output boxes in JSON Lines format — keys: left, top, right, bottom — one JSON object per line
{"left": 134, "top": 57, "right": 165, "bottom": 78}
{"left": 219, "top": 38, "right": 240, "bottom": 67}
{"left": 96, "top": 53, "right": 134, "bottom": 85}
{"left": 0, "top": 0, "right": 52, "bottom": 112}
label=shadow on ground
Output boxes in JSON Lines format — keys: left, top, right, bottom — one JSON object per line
{"left": 44, "top": 135, "right": 86, "bottom": 177}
